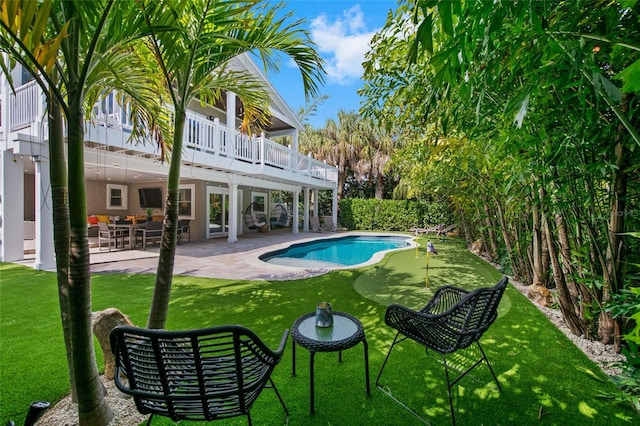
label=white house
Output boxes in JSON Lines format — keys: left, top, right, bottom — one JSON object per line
{"left": 0, "top": 53, "right": 338, "bottom": 270}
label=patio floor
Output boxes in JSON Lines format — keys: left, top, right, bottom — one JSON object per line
{"left": 21, "top": 229, "right": 361, "bottom": 281}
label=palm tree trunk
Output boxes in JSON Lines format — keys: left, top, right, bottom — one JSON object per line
{"left": 147, "top": 110, "right": 185, "bottom": 329}
{"left": 67, "top": 92, "right": 113, "bottom": 425}
{"left": 337, "top": 158, "right": 347, "bottom": 200}
{"left": 48, "top": 94, "right": 76, "bottom": 401}
{"left": 374, "top": 173, "right": 385, "bottom": 199}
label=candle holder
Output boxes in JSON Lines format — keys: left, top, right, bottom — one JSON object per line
{"left": 315, "top": 302, "right": 333, "bottom": 328}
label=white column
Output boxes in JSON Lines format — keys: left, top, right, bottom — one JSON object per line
{"left": 226, "top": 91, "right": 236, "bottom": 130}
{"left": 332, "top": 189, "right": 338, "bottom": 227}
{"left": 292, "top": 129, "right": 299, "bottom": 154}
{"left": 227, "top": 183, "right": 238, "bottom": 243}
{"left": 1, "top": 151, "right": 25, "bottom": 262}
{"left": 312, "top": 189, "right": 319, "bottom": 217}
{"left": 303, "top": 187, "right": 310, "bottom": 232}
{"left": 33, "top": 154, "right": 55, "bottom": 270}
{"left": 292, "top": 191, "right": 299, "bottom": 234}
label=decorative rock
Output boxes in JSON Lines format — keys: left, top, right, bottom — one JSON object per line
{"left": 92, "top": 308, "right": 134, "bottom": 380}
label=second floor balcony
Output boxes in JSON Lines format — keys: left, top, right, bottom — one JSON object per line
{"left": 1, "top": 81, "right": 338, "bottom": 189}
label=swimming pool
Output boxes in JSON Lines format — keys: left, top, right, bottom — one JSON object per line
{"left": 260, "top": 235, "right": 412, "bottom": 268}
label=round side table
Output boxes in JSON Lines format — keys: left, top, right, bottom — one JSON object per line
{"left": 291, "top": 311, "right": 370, "bottom": 413}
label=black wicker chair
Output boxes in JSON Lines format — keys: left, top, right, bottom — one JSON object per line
{"left": 110, "top": 325, "right": 289, "bottom": 425}
{"left": 376, "top": 276, "right": 508, "bottom": 425}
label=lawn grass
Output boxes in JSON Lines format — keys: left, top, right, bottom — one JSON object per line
{"left": 0, "top": 237, "right": 636, "bottom": 425}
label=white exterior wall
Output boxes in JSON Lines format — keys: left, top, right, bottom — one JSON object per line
{"left": 1, "top": 150, "right": 25, "bottom": 262}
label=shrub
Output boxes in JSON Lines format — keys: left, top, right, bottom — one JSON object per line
{"left": 338, "top": 198, "right": 453, "bottom": 231}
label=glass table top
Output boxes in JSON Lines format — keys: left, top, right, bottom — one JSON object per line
{"left": 295, "top": 312, "right": 359, "bottom": 343}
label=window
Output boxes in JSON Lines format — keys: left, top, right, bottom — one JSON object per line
{"left": 252, "top": 192, "right": 267, "bottom": 214}
{"left": 107, "top": 184, "right": 127, "bottom": 209}
{"left": 178, "top": 184, "right": 195, "bottom": 219}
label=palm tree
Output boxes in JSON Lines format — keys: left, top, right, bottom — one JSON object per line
{"left": 141, "top": 0, "right": 324, "bottom": 329}
{"left": 1, "top": 1, "right": 166, "bottom": 423}
{"left": 353, "top": 118, "right": 394, "bottom": 199}
{"left": 321, "top": 110, "right": 364, "bottom": 199}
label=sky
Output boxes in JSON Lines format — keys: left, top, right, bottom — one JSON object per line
{"left": 266, "top": 0, "right": 399, "bottom": 128}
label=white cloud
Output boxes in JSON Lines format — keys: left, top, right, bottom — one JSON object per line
{"left": 310, "top": 4, "right": 379, "bottom": 85}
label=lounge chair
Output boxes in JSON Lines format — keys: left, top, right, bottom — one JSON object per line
{"left": 321, "top": 216, "right": 335, "bottom": 232}
{"left": 436, "top": 224, "right": 456, "bottom": 240}
{"left": 309, "top": 216, "right": 323, "bottom": 232}
{"left": 321, "top": 216, "right": 347, "bottom": 232}
{"left": 408, "top": 224, "right": 442, "bottom": 236}
{"left": 423, "top": 224, "right": 445, "bottom": 235}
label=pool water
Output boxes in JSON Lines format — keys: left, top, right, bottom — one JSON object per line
{"left": 260, "top": 235, "right": 411, "bottom": 267}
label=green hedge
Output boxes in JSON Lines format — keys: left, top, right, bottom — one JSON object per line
{"left": 338, "top": 198, "right": 453, "bottom": 231}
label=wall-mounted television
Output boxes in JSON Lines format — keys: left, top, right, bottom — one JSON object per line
{"left": 139, "top": 188, "right": 163, "bottom": 208}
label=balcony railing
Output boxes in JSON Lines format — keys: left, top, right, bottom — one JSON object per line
{"left": 2, "top": 84, "right": 337, "bottom": 185}
{"left": 10, "top": 80, "right": 45, "bottom": 132}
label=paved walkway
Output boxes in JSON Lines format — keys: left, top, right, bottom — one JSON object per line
{"left": 87, "top": 230, "right": 346, "bottom": 281}
{"left": 21, "top": 230, "right": 412, "bottom": 281}
{"left": 20, "top": 230, "right": 345, "bottom": 280}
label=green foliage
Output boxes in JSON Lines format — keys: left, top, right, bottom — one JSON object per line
{"left": 338, "top": 198, "right": 452, "bottom": 231}
{"left": 601, "top": 233, "right": 640, "bottom": 413}
{"left": 608, "top": 287, "right": 640, "bottom": 345}
{"left": 361, "top": 0, "right": 640, "bottom": 352}
{"left": 298, "top": 109, "right": 397, "bottom": 199}
{"left": 598, "top": 341, "right": 640, "bottom": 413}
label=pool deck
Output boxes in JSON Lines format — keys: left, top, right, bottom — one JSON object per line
{"left": 21, "top": 230, "right": 413, "bottom": 281}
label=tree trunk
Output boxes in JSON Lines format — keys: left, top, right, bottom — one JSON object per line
{"left": 540, "top": 221, "right": 550, "bottom": 286}
{"left": 554, "top": 210, "right": 594, "bottom": 339}
{"left": 495, "top": 199, "right": 523, "bottom": 281}
{"left": 599, "top": 95, "right": 632, "bottom": 350}
{"left": 67, "top": 91, "right": 113, "bottom": 425}
{"left": 553, "top": 209, "right": 579, "bottom": 299}
{"left": 538, "top": 186, "right": 551, "bottom": 287}
{"left": 474, "top": 205, "right": 489, "bottom": 257}
{"left": 543, "top": 203, "right": 584, "bottom": 335}
{"left": 48, "top": 94, "right": 76, "bottom": 401}
{"left": 337, "top": 158, "right": 347, "bottom": 200}
{"left": 147, "top": 109, "right": 185, "bottom": 329}
{"left": 531, "top": 191, "right": 543, "bottom": 286}
{"left": 460, "top": 208, "right": 474, "bottom": 247}
{"left": 374, "top": 173, "right": 385, "bottom": 199}
{"left": 483, "top": 203, "right": 499, "bottom": 262}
